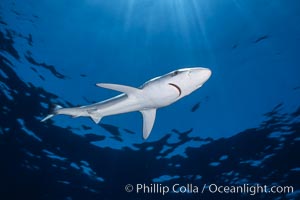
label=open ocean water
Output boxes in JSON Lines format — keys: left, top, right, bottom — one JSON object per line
{"left": 0, "top": 0, "right": 300, "bottom": 199}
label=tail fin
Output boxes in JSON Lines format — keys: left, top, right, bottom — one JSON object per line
{"left": 40, "top": 104, "right": 63, "bottom": 122}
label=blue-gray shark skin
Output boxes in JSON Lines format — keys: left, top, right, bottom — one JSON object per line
{"left": 41, "top": 67, "right": 212, "bottom": 139}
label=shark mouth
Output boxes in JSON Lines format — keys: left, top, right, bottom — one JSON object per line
{"left": 168, "top": 83, "right": 182, "bottom": 97}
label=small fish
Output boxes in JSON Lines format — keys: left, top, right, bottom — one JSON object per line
{"left": 253, "top": 35, "right": 269, "bottom": 43}
{"left": 232, "top": 44, "right": 238, "bottom": 49}
{"left": 293, "top": 86, "right": 300, "bottom": 90}
{"left": 191, "top": 102, "right": 201, "bottom": 112}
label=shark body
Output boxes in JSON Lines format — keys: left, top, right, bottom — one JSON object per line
{"left": 41, "top": 67, "right": 212, "bottom": 139}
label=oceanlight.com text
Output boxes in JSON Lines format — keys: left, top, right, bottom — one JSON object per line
{"left": 124, "top": 183, "right": 294, "bottom": 196}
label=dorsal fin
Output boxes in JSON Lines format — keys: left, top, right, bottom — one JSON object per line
{"left": 96, "top": 83, "right": 141, "bottom": 95}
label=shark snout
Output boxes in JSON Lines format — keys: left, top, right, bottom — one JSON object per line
{"left": 203, "top": 68, "right": 212, "bottom": 80}
{"left": 190, "top": 67, "right": 212, "bottom": 82}
{"left": 189, "top": 67, "right": 212, "bottom": 88}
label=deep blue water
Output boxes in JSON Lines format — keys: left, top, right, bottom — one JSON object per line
{"left": 0, "top": 0, "right": 300, "bottom": 199}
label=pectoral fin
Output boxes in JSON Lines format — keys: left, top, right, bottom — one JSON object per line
{"left": 140, "top": 109, "right": 156, "bottom": 140}
{"left": 96, "top": 83, "right": 140, "bottom": 95}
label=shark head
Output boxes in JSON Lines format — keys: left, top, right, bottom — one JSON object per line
{"left": 141, "top": 67, "right": 212, "bottom": 107}
{"left": 137, "top": 67, "right": 211, "bottom": 139}
{"left": 164, "top": 67, "right": 212, "bottom": 97}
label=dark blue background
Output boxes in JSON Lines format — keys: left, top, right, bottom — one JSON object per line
{"left": 0, "top": 0, "right": 299, "bottom": 199}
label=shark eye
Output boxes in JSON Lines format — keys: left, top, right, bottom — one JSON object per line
{"left": 171, "top": 71, "right": 179, "bottom": 77}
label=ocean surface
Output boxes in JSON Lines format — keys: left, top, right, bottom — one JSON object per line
{"left": 0, "top": 0, "right": 300, "bottom": 199}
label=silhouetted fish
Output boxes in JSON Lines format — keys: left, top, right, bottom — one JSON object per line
{"left": 191, "top": 102, "right": 201, "bottom": 112}
{"left": 253, "top": 35, "right": 269, "bottom": 43}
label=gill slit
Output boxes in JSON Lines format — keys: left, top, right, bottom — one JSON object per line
{"left": 168, "top": 83, "right": 182, "bottom": 97}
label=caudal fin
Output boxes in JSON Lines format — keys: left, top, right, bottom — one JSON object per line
{"left": 40, "top": 104, "right": 63, "bottom": 122}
